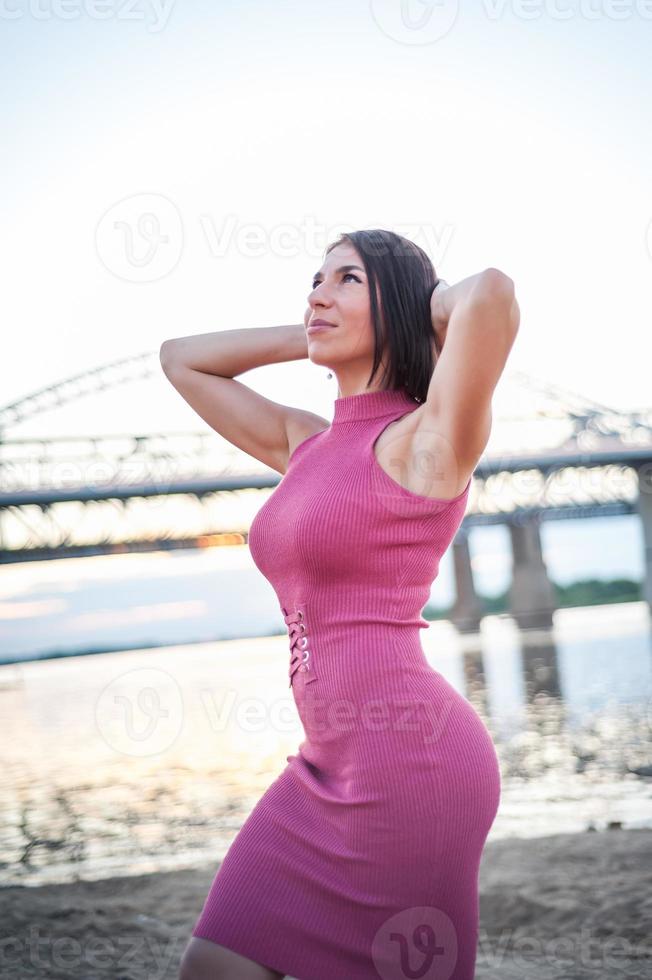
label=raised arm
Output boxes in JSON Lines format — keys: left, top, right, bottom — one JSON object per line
{"left": 422, "top": 268, "right": 520, "bottom": 474}
{"left": 159, "top": 324, "right": 329, "bottom": 475}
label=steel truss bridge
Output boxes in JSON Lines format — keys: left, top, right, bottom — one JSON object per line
{"left": 1, "top": 352, "right": 651, "bottom": 629}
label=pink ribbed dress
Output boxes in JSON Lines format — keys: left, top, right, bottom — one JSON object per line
{"left": 191, "top": 387, "right": 501, "bottom": 980}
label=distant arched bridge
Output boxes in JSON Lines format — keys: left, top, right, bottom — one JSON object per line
{"left": 1, "top": 352, "right": 651, "bottom": 630}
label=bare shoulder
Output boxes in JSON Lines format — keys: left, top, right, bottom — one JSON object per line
{"left": 159, "top": 362, "right": 331, "bottom": 476}
{"left": 374, "top": 403, "right": 475, "bottom": 501}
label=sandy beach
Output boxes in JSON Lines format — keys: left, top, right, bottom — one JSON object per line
{"left": 0, "top": 826, "right": 649, "bottom": 979}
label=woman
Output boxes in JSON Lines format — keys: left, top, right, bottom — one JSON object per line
{"left": 161, "top": 229, "right": 520, "bottom": 980}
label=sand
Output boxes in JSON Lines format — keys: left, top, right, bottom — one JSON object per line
{"left": 0, "top": 828, "right": 649, "bottom": 979}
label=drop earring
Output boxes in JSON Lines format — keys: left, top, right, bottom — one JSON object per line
{"left": 327, "top": 371, "right": 333, "bottom": 379}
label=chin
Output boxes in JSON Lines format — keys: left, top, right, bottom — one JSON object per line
{"left": 307, "top": 351, "right": 331, "bottom": 369}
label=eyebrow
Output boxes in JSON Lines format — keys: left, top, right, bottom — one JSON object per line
{"left": 312, "top": 264, "right": 365, "bottom": 280}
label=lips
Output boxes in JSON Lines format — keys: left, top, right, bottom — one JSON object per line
{"left": 307, "top": 319, "right": 337, "bottom": 335}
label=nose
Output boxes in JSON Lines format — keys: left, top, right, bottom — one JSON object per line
{"left": 307, "top": 279, "right": 334, "bottom": 309}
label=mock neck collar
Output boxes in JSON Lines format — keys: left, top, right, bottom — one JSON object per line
{"left": 332, "top": 387, "right": 418, "bottom": 423}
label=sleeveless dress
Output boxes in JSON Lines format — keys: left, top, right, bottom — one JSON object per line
{"left": 191, "top": 387, "right": 501, "bottom": 980}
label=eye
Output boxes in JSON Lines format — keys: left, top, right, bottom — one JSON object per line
{"left": 311, "top": 273, "right": 361, "bottom": 289}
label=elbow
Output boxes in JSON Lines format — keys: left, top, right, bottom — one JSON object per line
{"left": 478, "top": 270, "right": 518, "bottom": 331}
{"left": 469, "top": 271, "right": 519, "bottom": 341}
{"left": 159, "top": 339, "right": 180, "bottom": 373}
{"left": 480, "top": 268, "right": 515, "bottom": 297}
{"left": 467, "top": 269, "right": 515, "bottom": 313}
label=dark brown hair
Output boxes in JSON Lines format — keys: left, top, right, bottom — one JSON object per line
{"left": 324, "top": 228, "right": 441, "bottom": 403}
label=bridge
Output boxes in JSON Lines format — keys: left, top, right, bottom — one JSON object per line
{"left": 1, "top": 352, "right": 651, "bottom": 631}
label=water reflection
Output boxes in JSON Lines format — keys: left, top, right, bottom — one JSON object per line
{"left": 454, "top": 604, "right": 652, "bottom": 839}
{"left": 0, "top": 603, "right": 650, "bottom": 886}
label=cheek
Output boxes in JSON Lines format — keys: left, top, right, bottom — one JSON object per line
{"left": 349, "top": 294, "right": 372, "bottom": 330}
{"left": 344, "top": 319, "right": 376, "bottom": 357}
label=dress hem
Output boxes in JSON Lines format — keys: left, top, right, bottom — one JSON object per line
{"left": 191, "top": 924, "right": 303, "bottom": 980}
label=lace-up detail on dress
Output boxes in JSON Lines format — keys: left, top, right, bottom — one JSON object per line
{"left": 283, "top": 606, "right": 312, "bottom": 687}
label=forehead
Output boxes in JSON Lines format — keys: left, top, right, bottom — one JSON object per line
{"left": 314, "top": 243, "right": 364, "bottom": 277}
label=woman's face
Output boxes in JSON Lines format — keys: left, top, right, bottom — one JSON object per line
{"left": 303, "top": 242, "right": 380, "bottom": 375}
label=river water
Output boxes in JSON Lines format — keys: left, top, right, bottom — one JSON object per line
{"left": 0, "top": 600, "right": 650, "bottom": 886}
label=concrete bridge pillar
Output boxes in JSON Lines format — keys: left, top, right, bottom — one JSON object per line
{"left": 449, "top": 526, "right": 484, "bottom": 633}
{"left": 637, "top": 466, "right": 652, "bottom": 615}
{"left": 508, "top": 515, "right": 557, "bottom": 629}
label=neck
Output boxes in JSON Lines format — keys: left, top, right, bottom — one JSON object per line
{"left": 332, "top": 386, "right": 418, "bottom": 424}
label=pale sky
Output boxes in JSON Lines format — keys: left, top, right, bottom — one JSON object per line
{"left": 2, "top": 0, "right": 651, "bottom": 442}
